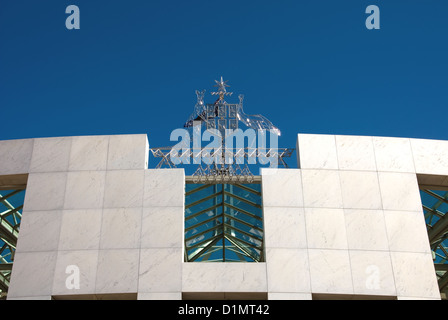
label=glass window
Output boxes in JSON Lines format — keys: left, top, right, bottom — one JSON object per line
{"left": 185, "top": 182, "right": 264, "bottom": 262}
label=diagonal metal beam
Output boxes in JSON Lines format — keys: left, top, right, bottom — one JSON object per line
{"left": 197, "top": 246, "right": 223, "bottom": 262}
{"left": 428, "top": 214, "right": 448, "bottom": 244}
{"left": 0, "top": 221, "right": 18, "bottom": 247}
{"left": 223, "top": 190, "right": 261, "bottom": 209}
{"left": 422, "top": 189, "right": 448, "bottom": 206}
{"left": 232, "top": 183, "right": 262, "bottom": 196}
{"left": 423, "top": 204, "right": 445, "bottom": 219}
{"left": 0, "top": 273, "right": 9, "bottom": 292}
{"left": 0, "top": 190, "right": 23, "bottom": 204}
{"left": 225, "top": 235, "right": 259, "bottom": 262}
{"left": 185, "top": 184, "right": 213, "bottom": 197}
{"left": 223, "top": 212, "right": 263, "bottom": 234}
{"left": 185, "top": 214, "right": 222, "bottom": 233}
{"left": 225, "top": 202, "right": 262, "bottom": 222}
{"left": 224, "top": 230, "right": 262, "bottom": 252}
{"left": 435, "top": 264, "right": 448, "bottom": 271}
{"left": 185, "top": 224, "right": 222, "bottom": 244}
{"left": 185, "top": 202, "right": 222, "bottom": 222}
{"left": 185, "top": 190, "right": 222, "bottom": 210}
{"left": 0, "top": 264, "right": 12, "bottom": 271}
{"left": 223, "top": 222, "right": 262, "bottom": 243}
{"left": 188, "top": 235, "right": 222, "bottom": 262}
{"left": 438, "top": 272, "right": 448, "bottom": 291}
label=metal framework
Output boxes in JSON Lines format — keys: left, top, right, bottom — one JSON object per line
{"left": 185, "top": 77, "right": 281, "bottom": 136}
{"left": 149, "top": 78, "right": 293, "bottom": 182}
{"left": 154, "top": 79, "right": 283, "bottom": 264}
{"left": 420, "top": 189, "right": 448, "bottom": 297}
{"left": 150, "top": 147, "right": 294, "bottom": 183}
{"left": 184, "top": 182, "right": 264, "bottom": 262}
{"left": 0, "top": 189, "right": 24, "bottom": 298}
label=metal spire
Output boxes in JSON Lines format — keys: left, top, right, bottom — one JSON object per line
{"left": 211, "top": 76, "right": 233, "bottom": 101}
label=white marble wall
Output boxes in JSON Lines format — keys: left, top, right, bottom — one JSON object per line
{"left": 295, "top": 133, "right": 442, "bottom": 300}
{"left": 3, "top": 134, "right": 160, "bottom": 300}
{"left": 139, "top": 169, "right": 184, "bottom": 300}
{"left": 261, "top": 169, "right": 312, "bottom": 300}
{"left": 2, "top": 133, "right": 445, "bottom": 300}
{"left": 182, "top": 263, "right": 267, "bottom": 294}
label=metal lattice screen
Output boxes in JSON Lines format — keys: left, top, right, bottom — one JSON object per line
{"left": 420, "top": 189, "right": 448, "bottom": 297}
{"left": 0, "top": 189, "right": 24, "bottom": 298}
{"left": 184, "top": 182, "right": 264, "bottom": 262}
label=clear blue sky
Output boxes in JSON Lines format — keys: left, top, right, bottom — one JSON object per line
{"left": 1, "top": 0, "right": 447, "bottom": 158}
